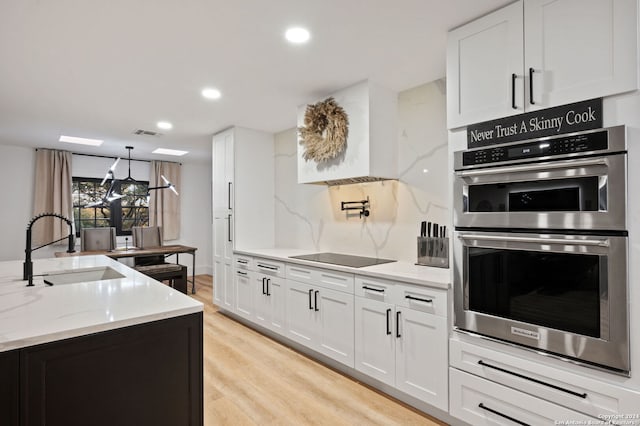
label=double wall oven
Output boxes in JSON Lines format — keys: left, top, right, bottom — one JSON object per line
{"left": 453, "top": 126, "right": 629, "bottom": 374}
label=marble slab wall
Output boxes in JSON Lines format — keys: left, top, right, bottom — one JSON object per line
{"left": 274, "top": 80, "right": 449, "bottom": 263}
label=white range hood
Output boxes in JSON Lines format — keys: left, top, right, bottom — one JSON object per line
{"left": 297, "top": 80, "right": 398, "bottom": 185}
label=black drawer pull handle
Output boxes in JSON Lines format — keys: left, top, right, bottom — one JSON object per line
{"left": 262, "top": 277, "right": 266, "bottom": 295}
{"left": 257, "top": 263, "right": 279, "bottom": 271}
{"left": 227, "top": 214, "right": 232, "bottom": 242}
{"left": 266, "top": 278, "right": 271, "bottom": 296}
{"left": 396, "top": 311, "right": 401, "bottom": 338}
{"left": 237, "top": 259, "right": 248, "bottom": 264}
{"left": 363, "top": 285, "right": 384, "bottom": 293}
{"left": 308, "top": 289, "right": 313, "bottom": 310}
{"left": 529, "top": 67, "right": 535, "bottom": 105}
{"left": 314, "top": 290, "right": 319, "bottom": 311}
{"left": 386, "top": 309, "right": 392, "bottom": 335}
{"left": 511, "top": 73, "right": 517, "bottom": 109}
{"left": 405, "top": 295, "right": 432, "bottom": 303}
{"left": 478, "top": 403, "right": 530, "bottom": 426}
{"left": 478, "top": 360, "right": 587, "bottom": 398}
{"left": 237, "top": 271, "right": 247, "bottom": 277}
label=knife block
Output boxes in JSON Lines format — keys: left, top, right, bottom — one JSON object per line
{"left": 416, "top": 236, "right": 449, "bottom": 268}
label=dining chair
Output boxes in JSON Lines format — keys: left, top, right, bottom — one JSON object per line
{"left": 131, "top": 226, "right": 163, "bottom": 249}
{"left": 80, "top": 227, "right": 117, "bottom": 252}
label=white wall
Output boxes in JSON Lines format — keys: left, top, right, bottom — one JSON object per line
{"left": 0, "top": 145, "right": 35, "bottom": 261}
{"left": 274, "top": 80, "right": 449, "bottom": 263}
{"left": 0, "top": 147, "right": 212, "bottom": 275}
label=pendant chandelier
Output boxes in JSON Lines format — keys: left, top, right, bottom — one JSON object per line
{"left": 85, "top": 146, "right": 178, "bottom": 207}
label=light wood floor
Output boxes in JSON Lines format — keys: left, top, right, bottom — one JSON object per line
{"left": 190, "top": 275, "right": 448, "bottom": 426}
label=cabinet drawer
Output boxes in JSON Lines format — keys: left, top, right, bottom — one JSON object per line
{"left": 286, "top": 264, "right": 354, "bottom": 294}
{"left": 450, "top": 339, "right": 637, "bottom": 418}
{"left": 354, "top": 276, "right": 394, "bottom": 303}
{"left": 234, "top": 255, "right": 253, "bottom": 271}
{"left": 450, "top": 368, "right": 594, "bottom": 425}
{"left": 254, "top": 258, "right": 285, "bottom": 278}
{"left": 393, "top": 284, "right": 447, "bottom": 317}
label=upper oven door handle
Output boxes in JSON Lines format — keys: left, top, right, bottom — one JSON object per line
{"left": 457, "top": 233, "right": 610, "bottom": 247}
{"left": 456, "top": 157, "right": 607, "bottom": 178}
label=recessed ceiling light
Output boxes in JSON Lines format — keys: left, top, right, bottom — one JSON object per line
{"left": 58, "top": 135, "right": 103, "bottom": 146}
{"left": 285, "top": 27, "right": 310, "bottom": 44}
{"left": 202, "top": 88, "right": 222, "bottom": 100}
{"left": 152, "top": 148, "right": 188, "bottom": 156}
{"left": 156, "top": 121, "right": 173, "bottom": 130}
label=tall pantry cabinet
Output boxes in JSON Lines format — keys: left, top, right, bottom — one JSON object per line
{"left": 212, "top": 127, "right": 274, "bottom": 308}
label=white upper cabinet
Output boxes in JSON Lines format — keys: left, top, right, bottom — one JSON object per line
{"left": 525, "top": 0, "right": 638, "bottom": 110}
{"left": 447, "top": 2, "right": 525, "bottom": 128}
{"left": 447, "top": 0, "right": 638, "bottom": 129}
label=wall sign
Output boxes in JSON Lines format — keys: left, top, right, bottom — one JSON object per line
{"left": 467, "top": 98, "right": 603, "bottom": 148}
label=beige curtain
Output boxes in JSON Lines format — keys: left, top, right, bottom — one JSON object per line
{"left": 32, "top": 149, "right": 73, "bottom": 246}
{"left": 149, "top": 160, "right": 181, "bottom": 240}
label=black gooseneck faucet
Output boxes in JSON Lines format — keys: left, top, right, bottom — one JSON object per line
{"left": 23, "top": 213, "right": 76, "bottom": 286}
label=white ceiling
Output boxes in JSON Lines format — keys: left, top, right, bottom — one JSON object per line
{"left": 0, "top": 0, "right": 510, "bottom": 162}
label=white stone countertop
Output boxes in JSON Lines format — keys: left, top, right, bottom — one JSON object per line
{"left": 0, "top": 255, "right": 203, "bottom": 353}
{"left": 234, "top": 248, "right": 451, "bottom": 289}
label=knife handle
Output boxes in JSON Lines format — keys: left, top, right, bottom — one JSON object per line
{"left": 427, "top": 222, "right": 431, "bottom": 237}
{"left": 420, "top": 221, "right": 426, "bottom": 237}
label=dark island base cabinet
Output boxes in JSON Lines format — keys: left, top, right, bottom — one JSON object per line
{"left": 7, "top": 312, "right": 203, "bottom": 426}
{"left": 0, "top": 350, "right": 19, "bottom": 425}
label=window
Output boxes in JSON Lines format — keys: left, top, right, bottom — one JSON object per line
{"left": 72, "top": 177, "right": 149, "bottom": 236}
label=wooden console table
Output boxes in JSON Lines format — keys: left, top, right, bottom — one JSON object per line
{"left": 55, "top": 245, "right": 198, "bottom": 294}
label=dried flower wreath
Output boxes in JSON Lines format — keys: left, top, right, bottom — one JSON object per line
{"left": 298, "top": 97, "right": 349, "bottom": 162}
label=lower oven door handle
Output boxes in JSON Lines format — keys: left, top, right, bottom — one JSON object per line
{"left": 457, "top": 234, "right": 609, "bottom": 247}
{"left": 456, "top": 157, "right": 607, "bottom": 178}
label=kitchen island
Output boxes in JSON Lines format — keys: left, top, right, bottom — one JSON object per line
{"left": 0, "top": 255, "right": 203, "bottom": 426}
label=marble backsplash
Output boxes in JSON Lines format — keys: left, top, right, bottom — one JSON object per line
{"left": 274, "top": 79, "right": 449, "bottom": 263}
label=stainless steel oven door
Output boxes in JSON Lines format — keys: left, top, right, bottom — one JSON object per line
{"left": 453, "top": 230, "right": 629, "bottom": 373}
{"left": 453, "top": 153, "right": 626, "bottom": 230}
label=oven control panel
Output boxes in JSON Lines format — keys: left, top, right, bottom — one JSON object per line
{"left": 462, "top": 130, "right": 609, "bottom": 166}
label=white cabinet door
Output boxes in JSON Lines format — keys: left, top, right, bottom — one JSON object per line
{"left": 316, "top": 287, "right": 355, "bottom": 367}
{"left": 212, "top": 129, "right": 234, "bottom": 213}
{"left": 447, "top": 1, "right": 524, "bottom": 128}
{"left": 267, "top": 276, "right": 286, "bottom": 335}
{"left": 213, "top": 216, "right": 233, "bottom": 264}
{"left": 253, "top": 274, "right": 269, "bottom": 328}
{"left": 354, "top": 297, "right": 396, "bottom": 386}
{"left": 213, "top": 257, "right": 225, "bottom": 306}
{"left": 525, "top": 0, "right": 638, "bottom": 110}
{"left": 234, "top": 269, "right": 252, "bottom": 319}
{"left": 395, "top": 308, "right": 448, "bottom": 410}
{"left": 285, "top": 280, "right": 317, "bottom": 347}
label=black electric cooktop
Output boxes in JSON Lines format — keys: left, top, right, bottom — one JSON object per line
{"left": 289, "top": 252, "right": 396, "bottom": 268}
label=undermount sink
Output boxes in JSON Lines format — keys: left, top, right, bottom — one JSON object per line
{"left": 41, "top": 266, "right": 125, "bottom": 286}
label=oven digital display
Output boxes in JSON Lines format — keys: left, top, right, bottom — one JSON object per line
{"left": 462, "top": 130, "right": 609, "bottom": 166}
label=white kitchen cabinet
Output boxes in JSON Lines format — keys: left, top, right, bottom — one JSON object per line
{"left": 450, "top": 368, "right": 595, "bottom": 425}
{"left": 212, "top": 127, "right": 274, "bottom": 309}
{"left": 286, "top": 278, "right": 355, "bottom": 367}
{"left": 354, "top": 276, "right": 449, "bottom": 410}
{"left": 395, "top": 307, "right": 447, "bottom": 409}
{"left": 213, "top": 257, "right": 233, "bottom": 310}
{"left": 315, "top": 287, "right": 354, "bottom": 365}
{"left": 234, "top": 268, "right": 253, "bottom": 319}
{"left": 285, "top": 279, "right": 317, "bottom": 347}
{"left": 450, "top": 338, "right": 640, "bottom": 418}
{"left": 447, "top": 0, "right": 637, "bottom": 128}
{"left": 447, "top": 1, "right": 524, "bottom": 128}
{"left": 354, "top": 297, "right": 396, "bottom": 386}
{"left": 525, "top": 0, "right": 638, "bottom": 110}
{"left": 253, "top": 259, "right": 286, "bottom": 335}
